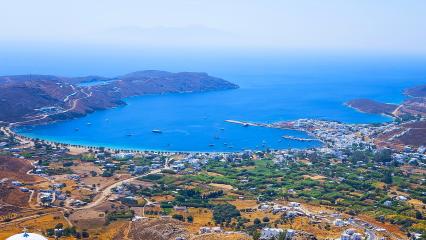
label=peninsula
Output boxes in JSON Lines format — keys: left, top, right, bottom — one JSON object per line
{"left": 0, "top": 70, "right": 238, "bottom": 125}
{"left": 345, "top": 84, "right": 426, "bottom": 118}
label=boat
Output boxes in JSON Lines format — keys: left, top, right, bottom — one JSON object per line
{"left": 209, "top": 144, "right": 215, "bottom": 147}
{"left": 87, "top": 122, "right": 92, "bottom": 125}
{"left": 74, "top": 128, "right": 79, "bottom": 131}
{"left": 152, "top": 129, "right": 162, "bottom": 134}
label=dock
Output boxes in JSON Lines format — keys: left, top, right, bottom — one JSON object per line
{"left": 225, "top": 120, "right": 268, "bottom": 127}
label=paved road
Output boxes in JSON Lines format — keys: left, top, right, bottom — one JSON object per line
{"left": 9, "top": 86, "right": 93, "bottom": 127}
{"left": 77, "top": 158, "right": 170, "bottom": 210}
{"left": 348, "top": 218, "right": 377, "bottom": 240}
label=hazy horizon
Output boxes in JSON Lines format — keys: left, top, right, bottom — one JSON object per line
{"left": 1, "top": 0, "right": 426, "bottom": 56}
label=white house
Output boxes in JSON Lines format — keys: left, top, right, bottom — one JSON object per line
{"left": 260, "top": 228, "right": 283, "bottom": 240}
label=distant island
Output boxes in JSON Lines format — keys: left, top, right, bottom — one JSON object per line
{"left": 0, "top": 70, "right": 239, "bottom": 125}
{"left": 345, "top": 84, "right": 426, "bottom": 118}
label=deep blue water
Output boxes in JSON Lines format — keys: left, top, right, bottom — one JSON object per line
{"left": 11, "top": 52, "right": 426, "bottom": 152}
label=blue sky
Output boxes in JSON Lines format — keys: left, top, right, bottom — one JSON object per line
{"left": 1, "top": 0, "right": 426, "bottom": 54}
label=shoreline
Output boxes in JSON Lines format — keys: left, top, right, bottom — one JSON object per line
{"left": 343, "top": 102, "right": 397, "bottom": 120}
{"left": 3, "top": 127, "right": 259, "bottom": 155}
{"left": 5, "top": 119, "right": 324, "bottom": 155}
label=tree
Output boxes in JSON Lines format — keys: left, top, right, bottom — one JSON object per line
{"left": 55, "top": 223, "right": 64, "bottom": 229}
{"left": 81, "top": 231, "right": 89, "bottom": 238}
{"left": 278, "top": 231, "right": 288, "bottom": 240}
{"left": 254, "top": 218, "right": 261, "bottom": 225}
{"left": 251, "top": 230, "right": 261, "bottom": 240}
{"left": 262, "top": 216, "right": 270, "bottom": 223}
{"left": 172, "top": 214, "right": 184, "bottom": 221}
{"left": 383, "top": 170, "right": 393, "bottom": 184}
{"left": 212, "top": 204, "right": 240, "bottom": 224}
{"left": 350, "top": 151, "right": 367, "bottom": 164}
{"left": 187, "top": 215, "right": 194, "bottom": 223}
{"left": 374, "top": 149, "right": 392, "bottom": 163}
{"left": 415, "top": 210, "right": 423, "bottom": 220}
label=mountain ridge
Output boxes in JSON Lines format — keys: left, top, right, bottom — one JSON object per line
{"left": 0, "top": 71, "right": 238, "bottom": 124}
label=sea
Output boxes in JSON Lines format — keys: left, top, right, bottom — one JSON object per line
{"left": 7, "top": 49, "right": 426, "bottom": 152}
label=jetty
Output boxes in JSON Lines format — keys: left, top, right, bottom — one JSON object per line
{"left": 225, "top": 120, "right": 269, "bottom": 127}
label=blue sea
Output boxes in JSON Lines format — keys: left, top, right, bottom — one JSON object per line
{"left": 8, "top": 50, "right": 426, "bottom": 152}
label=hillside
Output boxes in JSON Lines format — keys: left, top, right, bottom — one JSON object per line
{"left": 346, "top": 99, "right": 398, "bottom": 116}
{"left": 346, "top": 84, "right": 426, "bottom": 118}
{"left": 405, "top": 84, "right": 426, "bottom": 97}
{"left": 0, "top": 71, "right": 238, "bottom": 124}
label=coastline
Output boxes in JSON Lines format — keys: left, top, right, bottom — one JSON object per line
{"left": 7, "top": 118, "right": 324, "bottom": 155}
{"left": 343, "top": 102, "right": 397, "bottom": 120}
{"left": 5, "top": 126, "right": 249, "bottom": 155}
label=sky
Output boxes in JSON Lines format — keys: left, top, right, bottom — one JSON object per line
{"left": 1, "top": 0, "right": 426, "bottom": 55}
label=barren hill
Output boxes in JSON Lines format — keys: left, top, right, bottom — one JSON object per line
{"left": 0, "top": 71, "right": 238, "bottom": 124}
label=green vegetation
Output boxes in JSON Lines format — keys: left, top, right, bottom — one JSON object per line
{"left": 212, "top": 203, "right": 240, "bottom": 224}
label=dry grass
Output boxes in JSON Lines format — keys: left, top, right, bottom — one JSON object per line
{"left": 179, "top": 208, "right": 214, "bottom": 234}
{"left": 204, "top": 171, "right": 224, "bottom": 177}
{"left": 209, "top": 183, "right": 234, "bottom": 190}
{"left": 229, "top": 199, "right": 258, "bottom": 210}
{"left": 191, "top": 233, "right": 251, "bottom": 240}
{"left": 69, "top": 209, "right": 106, "bottom": 229}
{"left": 302, "top": 175, "right": 327, "bottom": 182}
{"left": 358, "top": 214, "right": 408, "bottom": 240}
{"left": 150, "top": 194, "right": 175, "bottom": 202}
{"left": 81, "top": 174, "right": 131, "bottom": 191}
{"left": 277, "top": 217, "right": 342, "bottom": 239}
{"left": 408, "top": 198, "right": 426, "bottom": 211}
{"left": 96, "top": 221, "right": 129, "bottom": 240}
{"left": 0, "top": 212, "right": 70, "bottom": 239}
{"left": 71, "top": 161, "right": 102, "bottom": 175}
{"left": 0, "top": 156, "right": 43, "bottom": 183}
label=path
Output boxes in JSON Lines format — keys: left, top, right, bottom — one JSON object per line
{"left": 9, "top": 86, "right": 93, "bottom": 127}
{"left": 74, "top": 169, "right": 162, "bottom": 210}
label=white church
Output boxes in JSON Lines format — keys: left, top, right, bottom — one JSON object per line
{"left": 6, "top": 229, "right": 47, "bottom": 240}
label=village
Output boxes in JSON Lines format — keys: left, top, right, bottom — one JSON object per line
{"left": 0, "top": 117, "right": 425, "bottom": 240}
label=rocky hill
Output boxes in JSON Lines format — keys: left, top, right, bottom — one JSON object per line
{"left": 346, "top": 84, "right": 426, "bottom": 118}
{"left": 0, "top": 71, "right": 238, "bottom": 124}
{"left": 405, "top": 84, "right": 426, "bottom": 97}
{"left": 346, "top": 99, "right": 398, "bottom": 116}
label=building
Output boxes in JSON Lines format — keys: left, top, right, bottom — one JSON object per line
{"left": 6, "top": 231, "right": 47, "bottom": 240}
{"left": 199, "top": 227, "right": 222, "bottom": 234}
{"left": 260, "top": 228, "right": 284, "bottom": 240}
{"left": 383, "top": 200, "right": 392, "bottom": 207}
{"left": 333, "top": 218, "right": 346, "bottom": 227}
{"left": 340, "top": 229, "right": 363, "bottom": 240}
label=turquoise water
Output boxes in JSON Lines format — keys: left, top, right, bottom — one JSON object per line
{"left": 13, "top": 54, "right": 426, "bottom": 152}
